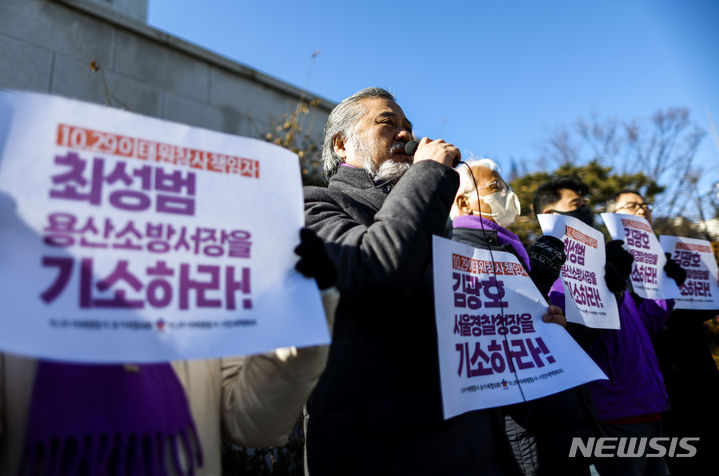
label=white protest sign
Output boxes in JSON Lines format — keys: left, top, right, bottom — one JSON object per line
{"left": 601, "top": 213, "right": 682, "bottom": 300}
{"left": 537, "top": 214, "right": 619, "bottom": 329}
{"left": 0, "top": 91, "right": 330, "bottom": 363}
{"left": 432, "top": 235, "right": 607, "bottom": 419}
{"left": 660, "top": 236, "right": 719, "bottom": 310}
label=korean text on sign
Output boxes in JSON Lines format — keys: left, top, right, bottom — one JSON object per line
{"left": 0, "top": 90, "right": 330, "bottom": 362}
{"left": 601, "top": 213, "right": 682, "bottom": 300}
{"left": 432, "top": 236, "right": 607, "bottom": 418}
{"left": 537, "top": 214, "right": 619, "bottom": 329}
{"left": 57, "top": 124, "right": 260, "bottom": 177}
{"left": 660, "top": 236, "right": 719, "bottom": 310}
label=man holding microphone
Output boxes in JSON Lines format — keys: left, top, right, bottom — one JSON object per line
{"left": 303, "top": 87, "right": 520, "bottom": 475}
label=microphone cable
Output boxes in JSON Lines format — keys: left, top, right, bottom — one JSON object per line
{"left": 461, "top": 161, "right": 526, "bottom": 402}
{"left": 405, "top": 140, "right": 529, "bottom": 400}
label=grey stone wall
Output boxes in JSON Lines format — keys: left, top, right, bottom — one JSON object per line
{"left": 0, "top": 0, "right": 333, "bottom": 144}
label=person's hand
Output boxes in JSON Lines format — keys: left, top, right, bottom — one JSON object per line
{"left": 664, "top": 252, "right": 687, "bottom": 287}
{"left": 542, "top": 305, "right": 567, "bottom": 327}
{"left": 604, "top": 240, "right": 633, "bottom": 295}
{"left": 412, "top": 137, "right": 460, "bottom": 167}
{"left": 529, "top": 235, "right": 566, "bottom": 296}
{"left": 605, "top": 240, "right": 633, "bottom": 276}
{"left": 294, "top": 228, "right": 336, "bottom": 290}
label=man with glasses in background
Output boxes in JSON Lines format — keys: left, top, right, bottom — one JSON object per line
{"left": 590, "top": 189, "right": 685, "bottom": 476}
{"left": 607, "top": 190, "right": 653, "bottom": 221}
{"left": 610, "top": 189, "right": 719, "bottom": 476}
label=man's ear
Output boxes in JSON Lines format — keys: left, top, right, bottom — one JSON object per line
{"left": 333, "top": 135, "right": 347, "bottom": 160}
{"left": 456, "top": 194, "right": 472, "bottom": 215}
{"left": 540, "top": 203, "right": 554, "bottom": 214}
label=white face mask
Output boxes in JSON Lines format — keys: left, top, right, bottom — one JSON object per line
{"left": 475, "top": 189, "right": 521, "bottom": 228}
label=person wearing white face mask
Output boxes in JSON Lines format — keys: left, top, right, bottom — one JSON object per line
{"left": 450, "top": 158, "right": 521, "bottom": 228}
{"left": 450, "top": 159, "right": 566, "bottom": 300}
{"left": 450, "top": 160, "right": 605, "bottom": 476}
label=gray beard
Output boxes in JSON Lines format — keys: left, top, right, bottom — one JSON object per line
{"left": 354, "top": 136, "right": 411, "bottom": 183}
{"left": 365, "top": 157, "right": 411, "bottom": 182}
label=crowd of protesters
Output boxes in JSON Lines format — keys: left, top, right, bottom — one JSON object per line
{"left": 301, "top": 87, "right": 718, "bottom": 476}
{"left": 1, "top": 86, "right": 718, "bottom": 476}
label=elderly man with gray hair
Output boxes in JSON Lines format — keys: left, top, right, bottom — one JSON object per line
{"left": 450, "top": 160, "right": 604, "bottom": 476}
{"left": 303, "top": 88, "right": 521, "bottom": 475}
{"left": 449, "top": 158, "right": 567, "bottom": 304}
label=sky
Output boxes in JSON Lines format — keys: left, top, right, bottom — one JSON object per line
{"left": 147, "top": 0, "right": 719, "bottom": 195}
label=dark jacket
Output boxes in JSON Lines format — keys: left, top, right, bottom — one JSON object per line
{"left": 653, "top": 308, "right": 719, "bottom": 476}
{"left": 549, "top": 283, "right": 672, "bottom": 421}
{"left": 304, "top": 162, "right": 457, "bottom": 424}
{"left": 303, "top": 162, "right": 520, "bottom": 476}
{"left": 451, "top": 226, "right": 521, "bottom": 260}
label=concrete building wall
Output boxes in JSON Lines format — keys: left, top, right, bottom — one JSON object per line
{"left": 0, "top": 0, "right": 333, "bottom": 146}
{"left": 86, "top": 0, "right": 148, "bottom": 22}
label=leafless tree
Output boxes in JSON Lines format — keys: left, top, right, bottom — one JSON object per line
{"left": 537, "top": 108, "right": 711, "bottom": 223}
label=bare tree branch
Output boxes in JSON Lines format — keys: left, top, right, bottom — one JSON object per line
{"left": 536, "top": 107, "right": 709, "bottom": 224}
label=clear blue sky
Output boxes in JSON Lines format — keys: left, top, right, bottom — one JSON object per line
{"left": 148, "top": 0, "right": 718, "bottom": 186}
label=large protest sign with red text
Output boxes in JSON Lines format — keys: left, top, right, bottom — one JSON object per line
{"left": 660, "top": 236, "right": 719, "bottom": 310}
{"left": 0, "top": 91, "right": 330, "bottom": 363}
{"left": 432, "top": 236, "right": 606, "bottom": 419}
{"left": 601, "top": 213, "right": 682, "bottom": 300}
{"left": 538, "top": 214, "right": 620, "bottom": 329}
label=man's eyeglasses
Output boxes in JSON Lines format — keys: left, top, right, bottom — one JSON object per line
{"left": 476, "top": 179, "right": 508, "bottom": 195}
{"left": 616, "top": 202, "right": 652, "bottom": 212}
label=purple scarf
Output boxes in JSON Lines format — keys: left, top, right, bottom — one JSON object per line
{"left": 21, "top": 361, "right": 203, "bottom": 475}
{"left": 452, "top": 215, "right": 530, "bottom": 269}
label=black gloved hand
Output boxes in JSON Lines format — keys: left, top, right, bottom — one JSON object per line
{"left": 294, "top": 228, "right": 336, "bottom": 290}
{"left": 529, "top": 235, "right": 566, "bottom": 297}
{"left": 604, "top": 239, "right": 634, "bottom": 296}
{"left": 664, "top": 252, "right": 687, "bottom": 287}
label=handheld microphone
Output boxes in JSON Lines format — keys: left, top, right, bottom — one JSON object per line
{"left": 404, "top": 139, "right": 460, "bottom": 167}
{"left": 404, "top": 140, "right": 419, "bottom": 156}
